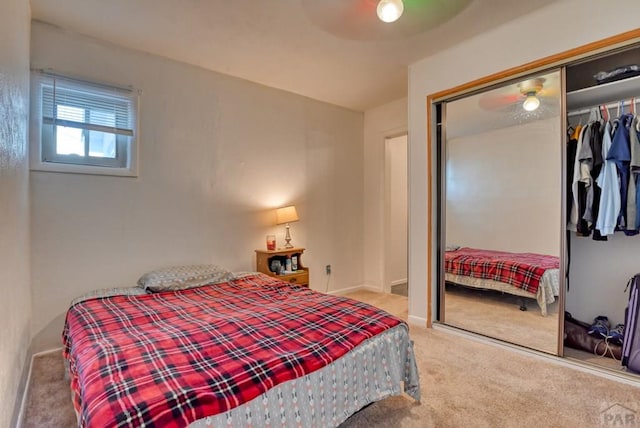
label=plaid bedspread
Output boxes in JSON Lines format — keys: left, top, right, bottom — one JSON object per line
{"left": 63, "top": 273, "right": 403, "bottom": 427}
{"left": 444, "top": 247, "right": 559, "bottom": 294}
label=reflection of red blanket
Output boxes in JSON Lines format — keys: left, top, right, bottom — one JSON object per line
{"left": 444, "top": 247, "right": 559, "bottom": 294}
{"left": 63, "top": 274, "right": 402, "bottom": 427}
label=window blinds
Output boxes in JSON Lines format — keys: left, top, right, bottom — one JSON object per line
{"left": 36, "top": 72, "right": 136, "bottom": 138}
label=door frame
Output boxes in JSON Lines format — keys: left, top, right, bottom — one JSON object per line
{"left": 383, "top": 132, "right": 409, "bottom": 295}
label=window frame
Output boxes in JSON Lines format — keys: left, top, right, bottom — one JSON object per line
{"left": 30, "top": 71, "right": 139, "bottom": 177}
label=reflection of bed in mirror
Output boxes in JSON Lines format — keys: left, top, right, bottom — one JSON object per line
{"left": 444, "top": 247, "right": 560, "bottom": 316}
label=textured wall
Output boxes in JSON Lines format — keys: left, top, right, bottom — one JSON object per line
{"left": 0, "top": 0, "right": 31, "bottom": 426}
{"left": 30, "top": 22, "right": 364, "bottom": 352}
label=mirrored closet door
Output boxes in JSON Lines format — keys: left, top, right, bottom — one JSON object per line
{"left": 438, "top": 70, "right": 563, "bottom": 354}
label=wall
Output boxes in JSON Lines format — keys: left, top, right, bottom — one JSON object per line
{"left": 0, "top": 0, "right": 31, "bottom": 426}
{"left": 408, "top": 0, "right": 640, "bottom": 323}
{"left": 566, "top": 230, "right": 638, "bottom": 327}
{"left": 386, "top": 135, "right": 407, "bottom": 285}
{"left": 30, "top": 21, "right": 364, "bottom": 352}
{"left": 363, "top": 98, "right": 407, "bottom": 292}
{"left": 445, "top": 118, "right": 561, "bottom": 256}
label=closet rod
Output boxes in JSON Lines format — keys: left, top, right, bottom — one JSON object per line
{"left": 568, "top": 98, "right": 638, "bottom": 117}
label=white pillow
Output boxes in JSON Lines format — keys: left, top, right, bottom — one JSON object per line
{"left": 137, "top": 264, "right": 231, "bottom": 292}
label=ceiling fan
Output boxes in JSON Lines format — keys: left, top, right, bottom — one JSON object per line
{"left": 478, "top": 75, "right": 559, "bottom": 113}
{"left": 300, "top": 0, "right": 472, "bottom": 41}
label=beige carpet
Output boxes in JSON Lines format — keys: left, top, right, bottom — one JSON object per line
{"left": 443, "top": 284, "right": 559, "bottom": 354}
{"left": 23, "top": 351, "right": 76, "bottom": 428}
{"left": 23, "top": 290, "right": 640, "bottom": 428}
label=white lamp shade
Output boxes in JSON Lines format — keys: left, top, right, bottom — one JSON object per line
{"left": 276, "top": 205, "right": 299, "bottom": 225}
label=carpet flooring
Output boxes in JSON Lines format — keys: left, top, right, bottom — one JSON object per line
{"left": 22, "top": 290, "right": 640, "bottom": 427}
{"left": 391, "top": 282, "right": 408, "bottom": 297}
{"left": 443, "top": 284, "right": 559, "bottom": 354}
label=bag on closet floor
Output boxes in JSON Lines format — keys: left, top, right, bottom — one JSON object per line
{"left": 622, "top": 274, "right": 640, "bottom": 373}
{"left": 564, "top": 312, "right": 622, "bottom": 359}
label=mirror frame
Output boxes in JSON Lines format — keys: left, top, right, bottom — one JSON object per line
{"left": 436, "top": 68, "right": 565, "bottom": 354}
{"left": 424, "top": 28, "right": 640, "bottom": 356}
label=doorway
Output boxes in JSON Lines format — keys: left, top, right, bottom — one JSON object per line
{"left": 384, "top": 134, "right": 408, "bottom": 296}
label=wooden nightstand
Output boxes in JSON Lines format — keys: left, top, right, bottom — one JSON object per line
{"left": 255, "top": 247, "right": 309, "bottom": 287}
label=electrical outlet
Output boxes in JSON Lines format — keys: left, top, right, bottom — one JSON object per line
{"left": 325, "top": 264, "right": 332, "bottom": 275}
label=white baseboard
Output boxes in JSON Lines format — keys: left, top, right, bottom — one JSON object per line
{"left": 408, "top": 314, "right": 428, "bottom": 327}
{"left": 16, "top": 347, "right": 63, "bottom": 428}
{"left": 390, "top": 279, "right": 408, "bottom": 287}
{"left": 327, "top": 284, "right": 383, "bottom": 295}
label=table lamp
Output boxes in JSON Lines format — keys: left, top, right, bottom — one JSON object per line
{"left": 275, "top": 205, "right": 299, "bottom": 249}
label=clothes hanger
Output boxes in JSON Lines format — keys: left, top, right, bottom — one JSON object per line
{"left": 633, "top": 97, "right": 640, "bottom": 131}
{"left": 604, "top": 104, "right": 617, "bottom": 135}
{"left": 600, "top": 104, "right": 610, "bottom": 123}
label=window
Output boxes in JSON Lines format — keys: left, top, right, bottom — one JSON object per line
{"left": 30, "top": 72, "right": 138, "bottom": 176}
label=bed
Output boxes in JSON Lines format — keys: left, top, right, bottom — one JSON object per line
{"left": 62, "top": 270, "right": 420, "bottom": 427}
{"left": 444, "top": 247, "right": 560, "bottom": 316}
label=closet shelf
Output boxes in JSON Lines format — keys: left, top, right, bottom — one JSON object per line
{"left": 566, "top": 74, "right": 640, "bottom": 112}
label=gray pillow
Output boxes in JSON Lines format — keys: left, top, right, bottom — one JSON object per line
{"left": 137, "top": 264, "right": 231, "bottom": 292}
{"left": 71, "top": 287, "right": 148, "bottom": 307}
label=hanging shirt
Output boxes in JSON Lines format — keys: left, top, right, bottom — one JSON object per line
{"left": 575, "top": 125, "right": 591, "bottom": 235}
{"left": 629, "top": 115, "right": 640, "bottom": 232}
{"left": 578, "top": 124, "right": 594, "bottom": 225}
{"left": 596, "top": 121, "right": 621, "bottom": 236}
{"left": 589, "top": 121, "right": 607, "bottom": 241}
{"left": 566, "top": 128, "right": 579, "bottom": 229}
{"left": 607, "top": 113, "right": 633, "bottom": 233}
{"left": 591, "top": 120, "right": 605, "bottom": 178}
{"left": 568, "top": 125, "right": 586, "bottom": 232}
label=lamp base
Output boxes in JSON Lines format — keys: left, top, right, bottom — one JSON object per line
{"left": 284, "top": 224, "right": 294, "bottom": 248}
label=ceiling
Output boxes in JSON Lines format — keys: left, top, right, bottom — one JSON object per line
{"left": 447, "top": 70, "right": 561, "bottom": 140}
{"left": 30, "top": 0, "right": 558, "bottom": 112}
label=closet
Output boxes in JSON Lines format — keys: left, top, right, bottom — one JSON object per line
{"left": 564, "top": 44, "right": 640, "bottom": 372}
{"left": 431, "top": 32, "right": 640, "bottom": 379}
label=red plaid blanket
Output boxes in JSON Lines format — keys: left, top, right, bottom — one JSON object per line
{"left": 63, "top": 273, "right": 403, "bottom": 427}
{"left": 444, "top": 247, "right": 559, "bottom": 294}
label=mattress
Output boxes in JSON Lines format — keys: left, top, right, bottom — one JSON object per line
{"left": 444, "top": 247, "right": 560, "bottom": 315}
{"left": 445, "top": 268, "right": 559, "bottom": 316}
{"left": 63, "top": 273, "right": 420, "bottom": 427}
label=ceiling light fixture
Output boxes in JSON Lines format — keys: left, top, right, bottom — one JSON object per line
{"left": 522, "top": 92, "right": 541, "bottom": 112}
{"left": 518, "top": 78, "right": 545, "bottom": 112}
{"left": 377, "top": 0, "right": 404, "bottom": 23}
